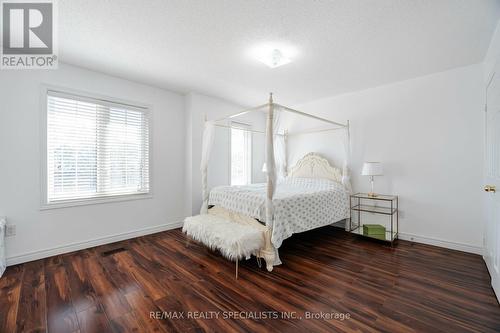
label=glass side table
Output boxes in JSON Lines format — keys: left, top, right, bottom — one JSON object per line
{"left": 349, "top": 193, "right": 398, "bottom": 246}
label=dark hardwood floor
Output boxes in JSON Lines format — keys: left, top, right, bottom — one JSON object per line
{"left": 1, "top": 226, "right": 499, "bottom": 333}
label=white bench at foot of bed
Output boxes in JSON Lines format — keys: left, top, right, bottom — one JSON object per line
{"left": 183, "top": 214, "right": 266, "bottom": 278}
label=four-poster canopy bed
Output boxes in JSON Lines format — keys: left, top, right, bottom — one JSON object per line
{"left": 186, "top": 93, "right": 352, "bottom": 272}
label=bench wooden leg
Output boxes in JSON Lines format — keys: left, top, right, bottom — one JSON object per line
{"left": 235, "top": 260, "right": 239, "bottom": 280}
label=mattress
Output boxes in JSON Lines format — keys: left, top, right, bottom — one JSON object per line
{"left": 209, "top": 177, "right": 350, "bottom": 248}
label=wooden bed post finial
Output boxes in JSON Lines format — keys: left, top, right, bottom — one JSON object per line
{"left": 269, "top": 92, "right": 273, "bottom": 104}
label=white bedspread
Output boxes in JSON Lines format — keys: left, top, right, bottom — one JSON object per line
{"left": 208, "top": 178, "right": 350, "bottom": 248}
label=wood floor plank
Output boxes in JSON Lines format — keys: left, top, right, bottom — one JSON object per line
{"left": 108, "top": 312, "right": 144, "bottom": 333}
{"left": 153, "top": 295, "right": 205, "bottom": 333}
{"left": 124, "top": 290, "right": 169, "bottom": 333}
{"left": 97, "top": 253, "right": 140, "bottom": 296}
{"left": 1, "top": 226, "right": 500, "bottom": 332}
{"left": 114, "top": 249, "right": 169, "bottom": 301}
{"left": 63, "top": 250, "right": 101, "bottom": 313}
{"left": 15, "top": 260, "right": 47, "bottom": 333}
{"left": 0, "top": 265, "right": 24, "bottom": 333}
{"left": 82, "top": 254, "right": 131, "bottom": 320}
{"left": 45, "top": 260, "right": 80, "bottom": 333}
{"left": 76, "top": 305, "right": 113, "bottom": 333}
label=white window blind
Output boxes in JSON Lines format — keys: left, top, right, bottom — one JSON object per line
{"left": 45, "top": 91, "right": 150, "bottom": 204}
{"left": 230, "top": 122, "right": 252, "bottom": 185}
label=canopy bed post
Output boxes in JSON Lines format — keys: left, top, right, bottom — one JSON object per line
{"left": 265, "top": 93, "right": 276, "bottom": 226}
{"left": 284, "top": 129, "right": 288, "bottom": 177}
{"left": 341, "top": 120, "right": 352, "bottom": 192}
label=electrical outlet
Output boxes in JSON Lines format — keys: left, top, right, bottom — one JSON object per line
{"left": 5, "top": 224, "right": 16, "bottom": 237}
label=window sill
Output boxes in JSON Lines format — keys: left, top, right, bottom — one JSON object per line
{"left": 40, "top": 193, "right": 153, "bottom": 210}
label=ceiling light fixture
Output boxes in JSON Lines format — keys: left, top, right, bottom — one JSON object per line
{"left": 261, "top": 49, "right": 291, "bottom": 68}
{"left": 250, "top": 43, "right": 296, "bottom": 68}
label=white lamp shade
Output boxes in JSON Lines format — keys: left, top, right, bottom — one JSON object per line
{"left": 262, "top": 163, "right": 267, "bottom": 173}
{"left": 361, "top": 162, "right": 383, "bottom": 176}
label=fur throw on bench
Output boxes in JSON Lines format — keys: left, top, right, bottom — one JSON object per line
{"left": 183, "top": 214, "right": 264, "bottom": 261}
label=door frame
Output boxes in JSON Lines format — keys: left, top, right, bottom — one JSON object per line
{"left": 484, "top": 69, "right": 500, "bottom": 303}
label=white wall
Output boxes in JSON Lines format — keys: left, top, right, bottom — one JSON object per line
{"left": 484, "top": 21, "right": 500, "bottom": 83}
{"left": 0, "top": 63, "right": 186, "bottom": 264}
{"left": 291, "top": 64, "right": 484, "bottom": 252}
{"left": 185, "top": 93, "right": 266, "bottom": 215}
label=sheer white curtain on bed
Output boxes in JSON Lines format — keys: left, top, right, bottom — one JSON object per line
{"left": 273, "top": 107, "right": 287, "bottom": 180}
{"left": 341, "top": 126, "right": 352, "bottom": 194}
{"left": 200, "top": 120, "right": 215, "bottom": 214}
{"left": 341, "top": 126, "right": 352, "bottom": 231}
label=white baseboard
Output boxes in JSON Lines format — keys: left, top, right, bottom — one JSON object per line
{"left": 6, "top": 220, "right": 184, "bottom": 266}
{"left": 398, "top": 232, "right": 483, "bottom": 255}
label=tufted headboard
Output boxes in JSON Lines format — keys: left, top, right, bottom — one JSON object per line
{"left": 288, "top": 152, "right": 342, "bottom": 183}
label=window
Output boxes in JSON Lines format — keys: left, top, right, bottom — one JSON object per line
{"left": 230, "top": 122, "right": 252, "bottom": 185}
{"left": 44, "top": 90, "right": 150, "bottom": 206}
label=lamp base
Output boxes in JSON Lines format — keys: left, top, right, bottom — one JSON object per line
{"left": 368, "top": 177, "right": 377, "bottom": 197}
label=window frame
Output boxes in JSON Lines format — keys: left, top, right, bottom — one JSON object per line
{"left": 40, "top": 84, "right": 153, "bottom": 210}
{"left": 229, "top": 121, "right": 252, "bottom": 186}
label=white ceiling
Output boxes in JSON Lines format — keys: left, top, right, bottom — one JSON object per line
{"left": 60, "top": 0, "right": 500, "bottom": 106}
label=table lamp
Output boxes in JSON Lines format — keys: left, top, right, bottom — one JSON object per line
{"left": 361, "top": 162, "right": 383, "bottom": 197}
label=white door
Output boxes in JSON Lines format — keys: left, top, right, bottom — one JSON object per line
{"left": 484, "top": 62, "right": 500, "bottom": 302}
